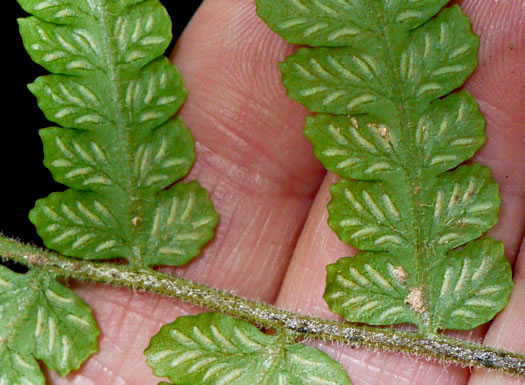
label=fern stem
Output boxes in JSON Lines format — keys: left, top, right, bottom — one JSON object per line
{"left": 1, "top": 234, "right": 523, "bottom": 377}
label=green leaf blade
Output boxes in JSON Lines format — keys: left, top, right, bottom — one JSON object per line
{"left": 40, "top": 127, "right": 117, "bottom": 191}
{"left": 29, "top": 190, "right": 130, "bottom": 260}
{"left": 305, "top": 114, "right": 404, "bottom": 180}
{"left": 26, "top": 275, "right": 100, "bottom": 374}
{"left": 324, "top": 252, "right": 419, "bottom": 327}
{"left": 132, "top": 120, "right": 195, "bottom": 192}
{"left": 427, "top": 238, "right": 514, "bottom": 330}
{"left": 383, "top": 0, "right": 450, "bottom": 31}
{"left": 145, "top": 313, "right": 352, "bottom": 385}
{"left": 0, "top": 266, "right": 99, "bottom": 378}
{"left": 428, "top": 164, "right": 500, "bottom": 253}
{"left": 401, "top": 6, "right": 479, "bottom": 104}
{"left": 256, "top": 0, "right": 450, "bottom": 47}
{"left": 18, "top": 17, "right": 102, "bottom": 75}
{"left": 415, "top": 91, "right": 485, "bottom": 174}
{"left": 29, "top": 75, "right": 114, "bottom": 131}
{"left": 112, "top": 0, "right": 172, "bottom": 71}
{"left": 121, "top": 58, "right": 187, "bottom": 131}
{"left": 139, "top": 182, "right": 218, "bottom": 267}
{"left": 328, "top": 178, "right": 414, "bottom": 254}
{"left": 256, "top": 0, "right": 375, "bottom": 47}
{"left": 280, "top": 46, "right": 395, "bottom": 116}
{"left": 0, "top": 347, "right": 45, "bottom": 385}
{"left": 17, "top": 0, "right": 92, "bottom": 24}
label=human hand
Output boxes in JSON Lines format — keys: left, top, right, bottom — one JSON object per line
{"left": 46, "top": 1, "right": 525, "bottom": 384}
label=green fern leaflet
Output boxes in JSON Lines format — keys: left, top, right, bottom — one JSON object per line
{"left": 0, "top": 265, "right": 99, "bottom": 385}
{"left": 18, "top": 0, "right": 218, "bottom": 268}
{"left": 146, "top": 312, "right": 352, "bottom": 385}
{"left": 256, "top": 0, "right": 514, "bottom": 334}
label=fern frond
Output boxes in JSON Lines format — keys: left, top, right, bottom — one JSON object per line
{"left": 6, "top": 0, "right": 219, "bottom": 381}
{"left": 17, "top": 0, "right": 218, "bottom": 267}
{"left": 257, "top": 0, "right": 514, "bottom": 334}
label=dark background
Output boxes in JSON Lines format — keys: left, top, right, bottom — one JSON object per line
{"left": 3, "top": 1, "right": 204, "bottom": 248}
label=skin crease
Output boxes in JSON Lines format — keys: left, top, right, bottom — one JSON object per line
{"left": 45, "top": 0, "right": 524, "bottom": 384}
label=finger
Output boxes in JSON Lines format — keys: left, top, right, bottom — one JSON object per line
{"left": 274, "top": 0, "right": 525, "bottom": 383}
{"left": 468, "top": 238, "right": 525, "bottom": 385}
{"left": 169, "top": 0, "right": 324, "bottom": 300}
{"left": 464, "top": 4, "right": 525, "bottom": 381}
{"left": 48, "top": 0, "right": 324, "bottom": 383}
{"left": 460, "top": 0, "right": 525, "bottom": 261}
